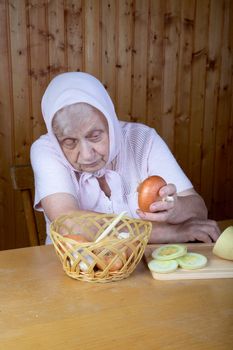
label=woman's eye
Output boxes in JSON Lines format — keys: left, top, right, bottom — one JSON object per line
{"left": 62, "top": 138, "right": 77, "bottom": 148}
{"left": 88, "top": 132, "right": 102, "bottom": 142}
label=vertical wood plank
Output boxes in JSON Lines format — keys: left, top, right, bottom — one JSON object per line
{"left": 8, "top": 0, "right": 31, "bottom": 247}
{"left": 0, "top": 0, "right": 16, "bottom": 249}
{"left": 65, "top": 0, "right": 84, "bottom": 72}
{"left": 162, "top": 0, "right": 180, "bottom": 151}
{"left": 201, "top": 0, "right": 224, "bottom": 212}
{"left": 147, "top": 0, "right": 165, "bottom": 133}
{"left": 175, "top": 0, "right": 195, "bottom": 176}
{"left": 84, "top": 0, "right": 100, "bottom": 78}
{"left": 47, "top": 0, "right": 66, "bottom": 79}
{"left": 101, "top": 0, "right": 116, "bottom": 103}
{"left": 115, "top": 0, "right": 133, "bottom": 121}
{"left": 189, "top": 0, "right": 209, "bottom": 193}
{"left": 226, "top": 0, "right": 233, "bottom": 219}
{"left": 131, "top": 0, "right": 149, "bottom": 123}
{"left": 212, "top": 0, "right": 232, "bottom": 219}
{"left": 9, "top": 0, "right": 31, "bottom": 164}
{"left": 27, "top": 0, "right": 48, "bottom": 243}
{"left": 28, "top": 0, "right": 48, "bottom": 141}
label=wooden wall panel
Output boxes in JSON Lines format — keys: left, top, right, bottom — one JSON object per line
{"left": 162, "top": 0, "right": 180, "bottom": 150}
{"left": 131, "top": 0, "right": 149, "bottom": 124}
{"left": 213, "top": 0, "right": 232, "bottom": 219}
{"left": 224, "top": 0, "right": 233, "bottom": 219}
{"left": 0, "top": 0, "right": 16, "bottom": 249}
{"left": 0, "top": 0, "right": 232, "bottom": 250}
{"left": 65, "top": 0, "right": 83, "bottom": 72}
{"left": 115, "top": 0, "right": 133, "bottom": 121}
{"left": 84, "top": 0, "right": 101, "bottom": 77}
{"left": 189, "top": 0, "right": 209, "bottom": 192}
{"left": 8, "top": 0, "right": 32, "bottom": 247}
{"left": 48, "top": 0, "right": 66, "bottom": 79}
{"left": 101, "top": 0, "right": 116, "bottom": 102}
{"left": 28, "top": 0, "right": 48, "bottom": 140}
{"left": 147, "top": 0, "right": 165, "bottom": 134}
{"left": 201, "top": 0, "right": 224, "bottom": 211}
{"left": 175, "top": 0, "right": 195, "bottom": 175}
{"left": 9, "top": 0, "right": 31, "bottom": 164}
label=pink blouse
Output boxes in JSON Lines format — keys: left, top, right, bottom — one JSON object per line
{"left": 31, "top": 121, "right": 192, "bottom": 243}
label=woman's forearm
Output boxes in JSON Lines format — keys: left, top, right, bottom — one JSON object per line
{"left": 148, "top": 222, "right": 178, "bottom": 243}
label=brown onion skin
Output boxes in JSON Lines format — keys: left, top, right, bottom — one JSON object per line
{"left": 138, "top": 175, "right": 167, "bottom": 212}
{"left": 95, "top": 238, "right": 127, "bottom": 272}
{"left": 98, "top": 251, "right": 126, "bottom": 272}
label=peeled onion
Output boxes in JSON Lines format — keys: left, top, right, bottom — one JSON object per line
{"left": 138, "top": 175, "right": 167, "bottom": 212}
{"left": 213, "top": 226, "right": 233, "bottom": 261}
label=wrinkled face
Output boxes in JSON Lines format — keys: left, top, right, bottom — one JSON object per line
{"left": 52, "top": 103, "right": 109, "bottom": 173}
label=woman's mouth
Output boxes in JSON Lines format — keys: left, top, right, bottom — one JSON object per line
{"left": 78, "top": 159, "right": 104, "bottom": 171}
{"left": 84, "top": 161, "right": 100, "bottom": 168}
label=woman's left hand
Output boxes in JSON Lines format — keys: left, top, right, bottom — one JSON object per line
{"left": 136, "top": 186, "right": 208, "bottom": 225}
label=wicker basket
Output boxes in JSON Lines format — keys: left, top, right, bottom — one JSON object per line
{"left": 50, "top": 212, "right": 152, "bottom": 283}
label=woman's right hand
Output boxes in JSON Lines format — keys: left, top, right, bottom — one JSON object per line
{"left": 173, "top": 218, "right": 221, "bottom": 243}
{"left": 149, "top": 218, "right": 221, "bottom": 244}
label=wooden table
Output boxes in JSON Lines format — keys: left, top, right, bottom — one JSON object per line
{"left": 0, "top": 240, "right": 232, "bottom": 350}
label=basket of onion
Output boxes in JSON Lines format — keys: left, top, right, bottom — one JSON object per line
{"left": 50, "top": 212, "right": 152, "bottom": 283}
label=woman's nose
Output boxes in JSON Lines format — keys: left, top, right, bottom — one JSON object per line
{"left": 78, "top": 141, "right": 94, "bottom": 162}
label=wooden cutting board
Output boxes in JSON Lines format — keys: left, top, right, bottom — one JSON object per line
{"left": 144, "top": 243, "right": 233, "bottom": 280}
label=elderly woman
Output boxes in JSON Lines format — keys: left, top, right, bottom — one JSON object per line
{"left": 30, "top": 72, "right": 220, "bottom": 244}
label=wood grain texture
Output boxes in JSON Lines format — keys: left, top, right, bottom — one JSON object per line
{"left": 227, "top": 0, "right": 233, "bottom": 218}
{"left": 0, "top": 0, "right": 16, "bottom": 249}
{"left": 147, "top": 0, "right": 165, "bottom": 133}
{"left": 65, "top": 0, "right": 84, "bottom": 72}
{"left": 213, "top": 0, "right": 232, "bottom": 219}
{"left": 131, "top": 0, "right": 149, "bottom": 124}
{"left": 0, "top": 244, "right": 232, "bottom": 349}
{"left": 84, "top": 0, "right": 100, "bottom": 77}
{"left": 189, "top": 0, "right": 209, "bottom": 193}
{"left": 175, "top": 0, "right": 195, "bottom": 175}
{"left": 162, "top": 0, "right": 180, "bottom": 149}
{"left": 28, "top": 0, "right": 48, "bottom": 140}
{"left": 201, "top": 0, "right": 224, "bottom": 210}
{"left": 101, "top": 0, "right": 116, "bottom": 102}
{"left": 0, "top": 0, "right": 232, "bottom": 249}
{"left": 115, "top": 0, "right": 133, "bottom": 121}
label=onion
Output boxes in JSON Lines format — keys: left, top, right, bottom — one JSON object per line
{"left": 213, "top": 226, "right": 233, "bottom": 261}
{"left": 138, "top": 175, "right": 167, "bottom": 212}
{"left": 99, "top": 251, "right": 126, "bottom": 272}
{"left": 95, "top": 238, "right": 127, "bottom": 272}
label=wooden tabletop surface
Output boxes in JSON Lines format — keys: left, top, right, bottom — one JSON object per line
{"left": 0, "top": 220, "right": 233, "bottom": 350}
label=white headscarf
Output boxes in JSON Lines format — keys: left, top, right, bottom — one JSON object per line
{"left": 41, "top": 72, "right": 126, "bottom": 212}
